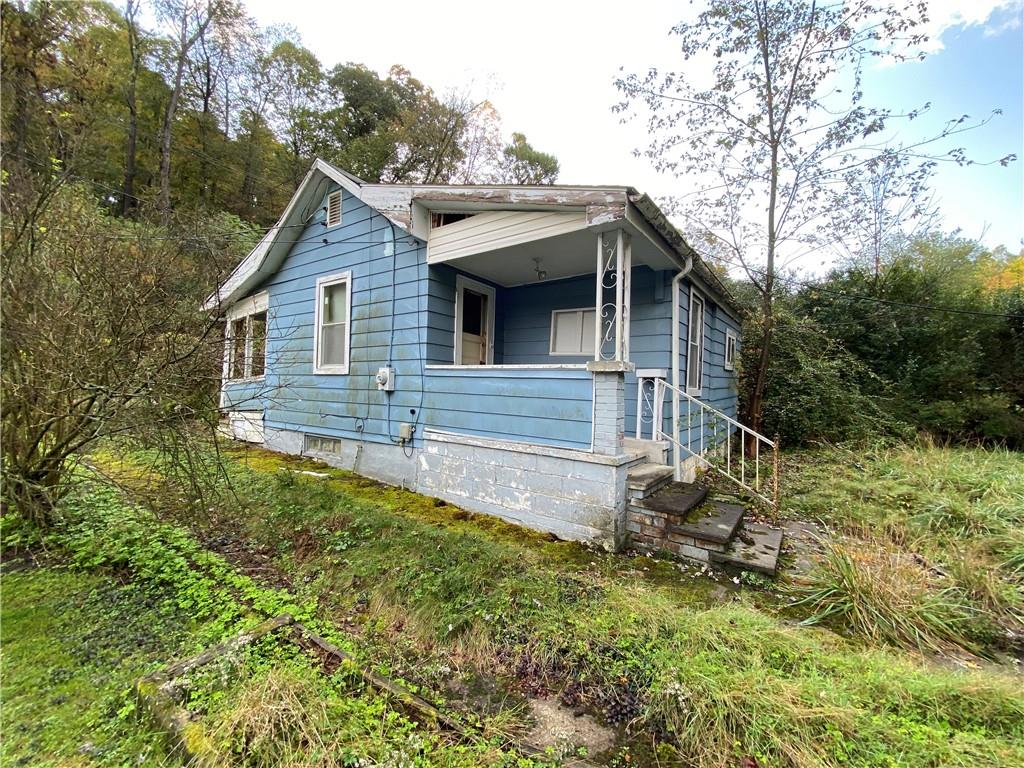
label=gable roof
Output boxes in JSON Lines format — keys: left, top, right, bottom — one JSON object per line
{"left": 204, "top": 159, "right": 742, "bottom": 317}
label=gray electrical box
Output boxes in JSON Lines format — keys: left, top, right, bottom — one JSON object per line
{"left": 398, "top": 422, "right": 414, "bottom": 442}
{"left": 375, "top": 366, "right": 395, "bottom": 391}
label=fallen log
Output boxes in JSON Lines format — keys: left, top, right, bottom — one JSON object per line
{"left": 135, "top": 614, "right": 295, "bottom": 767}
{"left": 136, "top": 614, "right": 598, "bottom": 768}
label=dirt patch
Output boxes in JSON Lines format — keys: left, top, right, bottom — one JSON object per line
{"left": 526, "top": 695, "right": 615, "bottom": 758}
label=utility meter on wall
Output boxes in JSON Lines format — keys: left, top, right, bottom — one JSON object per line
{"left": 375, "top": 366, "right": 395, "bottom": 392}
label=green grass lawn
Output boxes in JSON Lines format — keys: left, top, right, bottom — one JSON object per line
{"left": 0, "top": 566, "right": 187, "bottom": 767}
{"left": 783, "top": 442, "right": 1024, "bottom": 656}
{"left": 2, "top": 440, "right": 1022, "bottom": 767}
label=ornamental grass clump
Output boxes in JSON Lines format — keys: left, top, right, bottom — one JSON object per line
{"left": 791, "top": 541, "right": 987, "bottom": 655}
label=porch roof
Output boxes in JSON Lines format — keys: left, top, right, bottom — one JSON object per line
{"left": 204, "top": 159, "right": 742, "bottom": 318}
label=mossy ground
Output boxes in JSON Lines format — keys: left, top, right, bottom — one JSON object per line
{"left": 3, "top": 440, "right": 1023, "bottom": 767}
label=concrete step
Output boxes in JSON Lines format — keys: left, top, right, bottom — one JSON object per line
{"left": 711, "top": 522, "right": 784, "bottom": 576}
{"left": 634, "top": 482, "right": 708, "bottom": 519}
{"left": 626, "top": 463, "right": 675, "bottom": 494}
{"left": 671, "top": 500, "right": 744, "bottom": 545}
{"left": 623, "top": 437, "right": 670, "bottom": 464}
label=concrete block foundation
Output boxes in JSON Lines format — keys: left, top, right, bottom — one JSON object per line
{"left": 260, "top": 426, "right": 637, "bottom": 551}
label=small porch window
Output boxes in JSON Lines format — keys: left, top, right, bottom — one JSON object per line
{"left": 549, "top": 308, "right": 596, "bottom": 356}
{"left": 454, "top": 275, "right": 495, "bottom": 365}
{"left": 314, "top": 272, "right": 352, "bottom": 374}
{"left": 224, "top": 293, "right": 268, "bottom": 381}
{"left": 686, "top": 290, "right": 705, "bottom": 395}
{"left": 724, "top": 328, "right": 737, "bottom": 371}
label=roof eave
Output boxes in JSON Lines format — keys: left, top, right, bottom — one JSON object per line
{"left": 628, "top": 192, "right": 745, "bottom": 318}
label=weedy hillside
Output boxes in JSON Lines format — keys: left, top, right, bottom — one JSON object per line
{"left": 3, "top": 439, "right": 1022, "bottom": 768}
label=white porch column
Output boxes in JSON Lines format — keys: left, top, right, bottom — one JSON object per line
{"left": 589, "top": 228, "right": 633, "bottom": 455}
{"left": 594, "top": 229, "right": 631, "bottom": 363}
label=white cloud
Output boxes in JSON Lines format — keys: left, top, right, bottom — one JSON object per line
{"left": 916, "top": 0, "right": 1022, "bottom": 52}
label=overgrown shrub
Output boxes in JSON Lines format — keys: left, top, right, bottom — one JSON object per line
{"left": 738, "top": 305, "right": 903, "bottom": 446}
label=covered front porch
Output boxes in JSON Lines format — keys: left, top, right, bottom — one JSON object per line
{"left": 419, "top": 210, "right": 680, "bottom": 460}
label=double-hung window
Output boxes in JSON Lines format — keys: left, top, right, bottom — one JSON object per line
{"left": 686, "top": 290, "right": 705, "bottom": 395}
{"left": 314, "top": 272, "right": 352, "bottom": 374}
{"left": 724, "top": 328, "right": 737, "bottom": 371}
{"left": 224, "top": 292, "right": 268, "bottom": 381}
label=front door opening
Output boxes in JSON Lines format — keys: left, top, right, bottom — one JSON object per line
{"left": 455, "top": 276, "right": 495, "bottom": 365}
{"left": 461, "top": 289, "right": 488, "bottom": 364}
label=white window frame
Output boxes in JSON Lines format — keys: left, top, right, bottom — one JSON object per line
{"left": 453, "top": 274, "right": 496, "bottom": 366}
{"left": 549, "top": 307, "right": 597, "bottom": 357}
{"left": 724, "top": 328, "right": 737, "bottom": 371}
{"left": 325, "top": 190, "right": 343, "bottom": 228}
{"left": 222, "top": 292, "right": 268, "bottom": 383}
{"left": 313, "top": 271, "right": 352, "bottom": 375}
{"left": 686, "top": 288, "right": 705, "bottom": 396}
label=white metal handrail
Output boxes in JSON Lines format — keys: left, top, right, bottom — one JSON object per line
{"left": 653, "top": 378, "right": 780, "bottom": 509}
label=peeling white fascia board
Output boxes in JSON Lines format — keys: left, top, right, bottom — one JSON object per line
{"left": 363, "top": 185, "right": 632, "bottom": 240}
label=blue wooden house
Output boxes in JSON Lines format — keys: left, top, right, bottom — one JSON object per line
{"left": 207, "top": 160, "right": 779, "bottom": 561}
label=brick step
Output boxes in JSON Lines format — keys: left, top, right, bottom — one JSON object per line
{"left": 711, "top": 522, "right": 784, "bottom": 576}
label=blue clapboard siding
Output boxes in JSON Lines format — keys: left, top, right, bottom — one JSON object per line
{"left": 676, "top": 278, "right": 742, "bottom": 452}
{"left": 223, "top": 185, "right": 433, "bottom": 447}
{"left": 422, "top": 367, "right": 593, "bottom": 449}
{"left": 221, "top": 182, "right": 742, "bottom": 454}
{"left": 221, "top": 186, "right": 592, "bottom": 450}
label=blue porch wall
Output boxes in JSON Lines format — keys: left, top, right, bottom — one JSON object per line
{"left": 499, "top": 268, "right": 676, "bottom": 441}
{"left": 423, "top": 367, "right": 593, "bottom": 449}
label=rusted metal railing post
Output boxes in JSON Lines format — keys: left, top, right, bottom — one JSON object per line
{"left": 772, "top": 433, "right": 781, "bottom": 510}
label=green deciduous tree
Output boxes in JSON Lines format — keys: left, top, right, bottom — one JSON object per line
{"left": 616, "top": 0, "right": 1015, "bottom": 440}
{"left": 499, "top": 132, "right": 559, "bottom": 184}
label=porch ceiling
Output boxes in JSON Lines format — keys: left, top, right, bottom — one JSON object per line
{"left": 441, "top": 226, "right": 679, "bottom": 287}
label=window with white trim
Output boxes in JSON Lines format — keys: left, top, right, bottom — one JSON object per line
{"left": 724, "top": 328, "right": 737, "bottom": 371}
{"left": 224, "top": 293, "right": 268, "bottom": 381}
{"left": 686, "top": 291, "right": 705, "bottom": 395}
{"left": 325, "top": 190, "right": 343, "bottom": 227}
{"left": 549, "top": 308, "right": 596, "bottom": 356}
{"left": 314, "top": 272, "right": 351, "bottom": 374}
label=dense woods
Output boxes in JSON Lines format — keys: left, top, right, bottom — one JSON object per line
{"left": 0, "top": 0, "right": 559, "bottom": 226}
{"left": 735, "top": 238, "right": 1024, "bottom": 447}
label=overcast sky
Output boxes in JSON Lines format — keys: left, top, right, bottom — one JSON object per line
{"left": 243, "top": 0, "right": 1023, "bottom": 263}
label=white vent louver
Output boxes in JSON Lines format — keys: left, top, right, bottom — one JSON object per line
{"left": 325, "top": 190, "right": 343, "bottom": 227}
